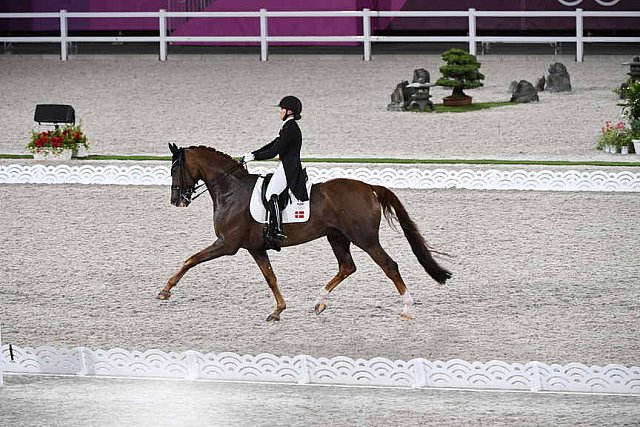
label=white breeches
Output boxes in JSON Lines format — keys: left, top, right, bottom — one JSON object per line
{"left": 266, "top": 162, "right": 287, "bottom": 198}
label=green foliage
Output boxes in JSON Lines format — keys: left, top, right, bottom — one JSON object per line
{"left": 629, "top": 117, "right": 640, "bottom": 139}
{"left": 26, "top": 124, "right": 89, "bottom": 155}
{"left": 597, "top": 121, "right": 632, "bottom": 150}
{"left": 621, "top": 81, "right": 640, "bottom": 137}
{"left": 435, "top": 48, "right": 485, "bottom": 97}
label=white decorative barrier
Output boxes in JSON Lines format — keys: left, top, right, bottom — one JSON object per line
{"left": 1, "top": 163, "right": 640, "bottom": 192}
{"left": 1, "top": 345, "right": 639, "bottom": 395}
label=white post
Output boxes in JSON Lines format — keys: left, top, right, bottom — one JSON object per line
{"left": 185, "top": 350, "right": 199, "bottom": 380}
{"left": 575, "top": 8, "right": 584, "bottom": 62}
{"left": 468, "top": 8, "right": 476, "bottom": 56}
{"left": 412, "top": 358, "right": 427, "bottom": 389}
{"left": 60, "top": 9, "right": 68, "bottom": 61}
{"left": 362, "top": 8, "right": 371, "bottom": 61}
{"left": 297, "top": 355, "right": 310, "bottom": 384}
{"left": 260, "top": 8, "right": 268, "bottom": 61}
{"left": 159, "top": 9, "right": 167, "bottom": 61}
{"left": 0, "top": 322, "right": 4, "bottom": 387}
{"left": 530, "top": 361, "right": 542, "bottom": 392}
{"left": 76, "top": 347, "right": 88, "bottom": 376}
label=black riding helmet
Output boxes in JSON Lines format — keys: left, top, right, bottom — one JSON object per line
{"left": 278, "top": 96, "right": 302, "bottom": 120}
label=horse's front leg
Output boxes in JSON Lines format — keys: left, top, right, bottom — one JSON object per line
{"left": 157, "top": 239, "right": 236, "bottom": 300}
{"left": 248, "top": 249, "right": 285, "bottom": 321}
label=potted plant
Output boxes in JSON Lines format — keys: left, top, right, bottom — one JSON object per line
{"left": 435, "top": 48, "right": 485, "bottom": 106}
{"left": 596, "top": 121, "right": 632, "bottom": 154}
{"left": 27, "top": 124, "right": 89, "bottom": 160}
{"left": 620, "top": 80, "right": 640, "bottom": 154}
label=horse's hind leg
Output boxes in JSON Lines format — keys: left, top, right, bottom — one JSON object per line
{"left": 249, "top": 249, "right": 286, "bottom": 321}
{"left": 362, "top": 242, "right": 414, "bottom": 320}
{"left": 315, "top": 231, "right": 357, "bottom": 315}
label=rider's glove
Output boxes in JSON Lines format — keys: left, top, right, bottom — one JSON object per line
{"left": 242, "top": 153, "right": 255, "bottom": 163}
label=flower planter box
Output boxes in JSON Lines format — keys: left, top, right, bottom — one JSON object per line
{"left": 33, "top": 149, "right": 73, "bottom": 161}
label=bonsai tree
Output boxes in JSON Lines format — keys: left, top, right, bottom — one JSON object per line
{"left": 436, "top": 48, "right": 485, "bottom": 103}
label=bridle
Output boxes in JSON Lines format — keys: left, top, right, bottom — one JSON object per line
{"left": 171, "top": 150, "right": 245, "bottom": 204}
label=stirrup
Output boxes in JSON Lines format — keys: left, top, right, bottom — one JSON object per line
{"left": 263, "top": 226, "right": 285, "bottom": 251}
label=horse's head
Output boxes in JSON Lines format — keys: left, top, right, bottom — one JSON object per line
{"left": 169, "top": 143, "right": 197, "bottom": 207}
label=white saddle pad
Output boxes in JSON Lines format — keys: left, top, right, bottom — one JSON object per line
{"left": 249, "top": 177, "right": 313, "bottom": 224}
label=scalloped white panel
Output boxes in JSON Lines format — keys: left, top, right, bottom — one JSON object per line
{"left": 0, "top": 164, "right": 639, "bottom": 192}
{"left": 1, "top": 345, "right": 639, "bottom": 394}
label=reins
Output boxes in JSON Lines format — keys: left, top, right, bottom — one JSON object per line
{"left": 191, "top": 162, "right": 245, "bottom": 201}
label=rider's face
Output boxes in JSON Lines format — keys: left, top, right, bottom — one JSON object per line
{"left": 279, "top": 107, "right": 288, "bottom": 120}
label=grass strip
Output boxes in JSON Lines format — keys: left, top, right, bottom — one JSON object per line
{"left": 431, "top": 101, "right": 515, "bottom": 113}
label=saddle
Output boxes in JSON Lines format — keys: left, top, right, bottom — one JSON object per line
{"left": 249, "top": 174, "right": 312, "bottom": 224}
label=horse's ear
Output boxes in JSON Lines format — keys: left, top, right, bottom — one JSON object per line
{"left": 169, "top": 143, "right": 179, "bottom": 155}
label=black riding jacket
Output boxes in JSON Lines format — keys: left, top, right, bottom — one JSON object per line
{"left": 252, "top": 118, "right": 309, "bottom": 201}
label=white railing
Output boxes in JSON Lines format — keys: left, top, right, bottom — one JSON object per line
{"left": 1, "top": 164, "right": 640, "bottom": 192}
{"left": 2, "top": 344, "right": 639, "bottom": 394}
{"left": 0, "top": 8, "right": 639, "bottom": 62}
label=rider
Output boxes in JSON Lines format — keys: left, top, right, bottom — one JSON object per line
{"left": 242, "top": 96, "right": 309, "bottom": 250}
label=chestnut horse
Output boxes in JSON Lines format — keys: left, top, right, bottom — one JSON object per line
{"left": 158, "top": 144, "right": 451, "bottom": 321}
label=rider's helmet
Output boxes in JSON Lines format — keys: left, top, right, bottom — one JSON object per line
{"left": 278, "top": 96, "right": 302, "bottom": 120}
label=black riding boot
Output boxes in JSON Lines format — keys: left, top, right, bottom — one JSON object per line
{"left": 265, "top": 194, "right": 286, "bottom": 251}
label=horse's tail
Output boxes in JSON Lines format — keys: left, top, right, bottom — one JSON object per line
{"left": 372, "top": 185, "right": 452, "bottom": 285}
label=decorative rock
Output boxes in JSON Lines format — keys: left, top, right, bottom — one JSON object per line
{"left": 546, "top": 62, "right": 571, "bottom": 92}
{"left": 622, "top": 56, "right": 640, "bottom": 82}
{"left": 508, "top": 80, "right": 518, "bottom": 94}
{"left": 388, "top": 68, "right": 435, "bottom": 112}
{"left": 412, "top": 68, "right": 430, "bottom": 84}
{"left": 510, "top": 80, "right": 539, "bottom": 103}
{"left": 535, "top": 75, "right": 546, "bottom": 92}
{"left": 405, "top": 68, "right": 435, "bottom": 111}
{"left": 387, "top": 80, "right": 410, "bottom": 111}
{"left": 407, "top": 81, "right": 435, "bottom": 112}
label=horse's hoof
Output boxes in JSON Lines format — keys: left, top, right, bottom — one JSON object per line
{"left": 315, "top": 302, "right": 327, "bottom": 315}
{"left": 399, "top": 313, "right": 413, "bottom": 321}
{"left": 157, "top": 289, "right": 171, "bottom": 300}
{"left": 266, "top": 313, "right": 280, "bottom": 322}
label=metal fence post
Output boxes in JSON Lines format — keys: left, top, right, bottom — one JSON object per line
{"left": 60, "top": 9, "right": 68, "bottom": 61}
{"left": 363, "top": 8, "right": 371, "bottom": 61}
{"left": 468, "top": 8, "right": 476, "bottom": 55}
{"left": 575, "top": 8, "right": 584, "bottom": 62}
{"left": 260, "top": 8, "right": 268, "bottom": 61}
{"left": 159, "top": 9, "right": 167, "bottom": 61}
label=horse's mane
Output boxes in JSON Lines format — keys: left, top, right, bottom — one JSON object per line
{"left": 187, "top": 145, "right": 247, "bottom": 175}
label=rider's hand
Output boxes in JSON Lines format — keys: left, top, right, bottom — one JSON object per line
{"left": 242, "top": 153, "right": 255, "bottom": 163}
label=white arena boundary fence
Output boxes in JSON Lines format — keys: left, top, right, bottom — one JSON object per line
{"left": 0, "top": 344, "right": 639, "bottom": 395}
{"left": 1, "top": 9, "right": 639, "bottom": 62}
{"left": 0, "top": 163, "right": 640, "bottom": 192}
{"left": 1, "top": 167, "right": 639, "bottom": 395}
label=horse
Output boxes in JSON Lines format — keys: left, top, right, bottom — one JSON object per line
{"left": 158, "top": 143, "right": 451, "bottom": 321}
